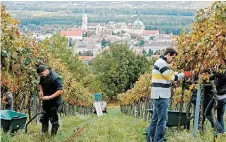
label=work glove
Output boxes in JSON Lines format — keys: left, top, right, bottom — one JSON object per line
{"left": 184, "top": 71, "right": 192, "bottom": 78}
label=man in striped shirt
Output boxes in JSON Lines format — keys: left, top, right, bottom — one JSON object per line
{"left": 147, "top": 48, "right": 187, "bottom": 142}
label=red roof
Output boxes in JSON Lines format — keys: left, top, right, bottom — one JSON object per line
{"left": 61, "top": 29, "right": 82, "bottom": 37}
{"left": 143, "top": 30, "right": 159, "bottom": 35}
{"left": 78, "top": 56, "right": 94, "bottom": 61}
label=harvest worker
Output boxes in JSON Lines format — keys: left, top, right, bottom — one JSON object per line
{"left": 37, "top": 65, "right": 63, "bottom": 136}
{"left": 1, "top": 85, "right": 13, "bottom": 110}
{"left": 205, "top": 59, "right": 226, "bottom": 136}
{"left": 147, "top": 48, "right": 191, "bottom": 142}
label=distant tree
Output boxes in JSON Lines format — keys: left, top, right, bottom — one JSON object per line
{"left": 82, "top": 32, "right": 87, "bottom": 37}
{"left": 101, "top": 38, "right": 109, "bottom": 48}
{"left": 142, "top": 49, "right": 146, "bottom": 56}
{"left": 93, "top": 43, "right": 150, "bottom": 99}
{"left": 41, "top": 33, "right": 91, "bottom": 81}
{"left": 149, "top": 36, "right": 154, "bottom": 40}
{"left": 82, "top": 51, "right": 93, "bottom": 56}
{"left": 154, "top": 50, "right": 161, "bottom": 55}
{"left": 147, "top": 49, "right": 153, "bottom": 56}
{"left": 112, "top": 31, "right": 117, "bottom": 35}
{"left": 68, "top": 37, "right": 73, "bottom": 47}
{"left": 139, "top": 40, "right": 145, "bottom": 46}
{"left": 121, "top": 30, "right": 126, "bottom": 34}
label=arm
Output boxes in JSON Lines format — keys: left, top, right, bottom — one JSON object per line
{"left": 1, "top": 95, "right": 12, "bottom": 105}
{"left": 1, "top": 96, "right": 8, "bottom": 104}
{"left": 38, "top": 85, "right": 44, "bottom": 99}
{"left": 41, "top": 78, "right": 63, "bottom": 100}
{"left": 158, "top": 65, "right": 184, "bottom": 81}
{"left": 49, "top": 90, "right": 63, "bottom": 99}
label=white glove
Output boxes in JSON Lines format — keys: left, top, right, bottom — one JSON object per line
{"left": 178, "top": 72, "right": 185, "bottom": 80}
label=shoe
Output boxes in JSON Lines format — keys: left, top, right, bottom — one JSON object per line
{"left": 42, "top": 124, "right": 49, "bottom": 134}
{"left": 51, "top": 126, "right": 59, "bottom": 136}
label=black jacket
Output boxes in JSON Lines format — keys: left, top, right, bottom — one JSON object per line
{"left": 39, "top": 68, "right": 63, "bottom": 105}
{"left": 215, "top": 70, "right": 226, "bottom": 95}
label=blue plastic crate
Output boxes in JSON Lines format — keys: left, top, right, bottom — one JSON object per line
{"left": 93, "top": 93, "right": 102, "bottom": 101}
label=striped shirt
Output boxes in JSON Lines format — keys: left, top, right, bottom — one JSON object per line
{"left": 151, "top": 56, "right": 184, "bottom": 99}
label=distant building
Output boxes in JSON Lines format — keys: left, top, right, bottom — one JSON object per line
{"left": 61, "top": 29, "right": 83, "bottom": 40}
{"left": 78, "top": 56, "right": 94, "bottom": 64}
{"left": 36, "top": 33, "right": 52, "bottom": 41}
{"left": 87, "top": 23, "right": 105, "bottom": 34}
{"left": 156, "top": 34, "right": 173, "bottom": 43}
{"left": 133, "top": 47, "right": 144, "bottom": 55}
{"left": 143, "top": 42, "right": 173, "bottom": 53}
{"left": 127, "top": 18, "right": 145, "bottom": 35}
{"left": 142, "top": 30, "right": 160, "bottom": 41}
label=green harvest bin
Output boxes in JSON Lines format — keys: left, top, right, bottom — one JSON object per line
{"left": 93, "top": 93, "right": 102, "bottom": 101}
{"left": 0, "top": 110, "right": 27, "bottom": 132}
{"left": 147, "top": 109, "right": 189, "bottom": 127}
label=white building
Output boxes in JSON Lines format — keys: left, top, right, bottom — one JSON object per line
{"left": 61, "top": 29, "right": 83, "bottom": 40}
{"left": 156, "top": 34, "right": 173, "bottom": 43}
{"left": 143, "top": 42, "right": 173, "bottom": 53}
{"left": 142, "top": 30, "right": 160, "bottom": 41}
{"left": 127, "top": 19, "right": 145, "bottom": 35}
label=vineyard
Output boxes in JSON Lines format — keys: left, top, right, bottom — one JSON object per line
{"left": 1, "top": 4, "right": 94, "bottom": 119}
{"left": 118, "top": 1, "right": 225, "bottom": 115}
{"left": 117, "top": 1, "right": 226, "bottom": 139}
{"left": 1, "top": 1, "right": 226, "bottom": 142}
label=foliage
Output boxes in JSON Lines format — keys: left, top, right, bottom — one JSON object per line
{"left": 171, "top": 87, "right": 192, "bottom": 108}
{"left": 174, "top": 1, "right": 226, "bottom": 72}
{"left": 101, "top": 38, "right": 110, "bottom": 48}
{"left": 93, "top": 43, "right": 150, "bottom": 99}
{"left": 41, "top": 34, "right": 91, "bottom": 82}
{"left": 1, "top": 5, "right": 46, "bottom": 111}
{"left": 147, "top": 49, "right": 153, "bottom": 56}
{"left": 46, "top": 55, "right": 93, "bottom": 106}
{"left": 139, "top": 40, "right": 145, "bottom": 46}
{"left": 118, "top": 72, "right": 152, "bottom": 105}
{"left": 6, "top": 2, "right": 197, "bottom": 34}
{"left": 1, "top": 5, "right": 93, "bottom": 110}
{"left": 41, "top": 34, "right": 95, "bottom": 105}
{"left": 118, "top": 1, "right": 226, "bottom": 108}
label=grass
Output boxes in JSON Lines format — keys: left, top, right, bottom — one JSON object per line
{"left": 1, "top": 114, "right": 94, "bottom": 142}
{"left": 75, "top": 106, "right": 147, "bottom": 142}
{"left": 1, "top": 107, "right": 225, "bottom": 142}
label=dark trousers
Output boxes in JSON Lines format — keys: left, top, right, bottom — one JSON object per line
{"left": 40, "top": 103, "right": 59, "bottom": 134}
{"left": 204, "top": 97, "right": 226, "bottom": 134}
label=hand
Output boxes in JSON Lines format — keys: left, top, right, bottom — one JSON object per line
{"left": 2, "top": 95, "right": 6, "bottom": 100}
{"left": 174, "top": 81, "right": 180, "bottom": 87}
{"left": 38, "top": 91, "right": 43, "bottom": 99}
{"left": 184, "top": 71, "right": 192, "bottom": 78}
{"left": 41, "top": 96, "right": 52, "bottom": 101}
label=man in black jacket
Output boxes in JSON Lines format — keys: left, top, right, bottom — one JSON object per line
{"left": 37, "top": 65, "right": 63, "bottom": 136}
{"left": 205, "top": 60, "right": 226, "bottom": 135}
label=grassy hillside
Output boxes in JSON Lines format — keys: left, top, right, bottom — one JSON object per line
{"left": 1, "top": 107, "right": 225, "bottom": 142}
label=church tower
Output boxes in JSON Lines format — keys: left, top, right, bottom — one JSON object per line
{"left": 82, "top": 13, "right": 88, "bottom": 32}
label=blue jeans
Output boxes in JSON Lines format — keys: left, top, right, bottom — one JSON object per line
{"left": 205, "top": 97, "right": 226, "bottom": 134}
{"left": 147, "top": 98, "right": 169, "bottom": 142}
